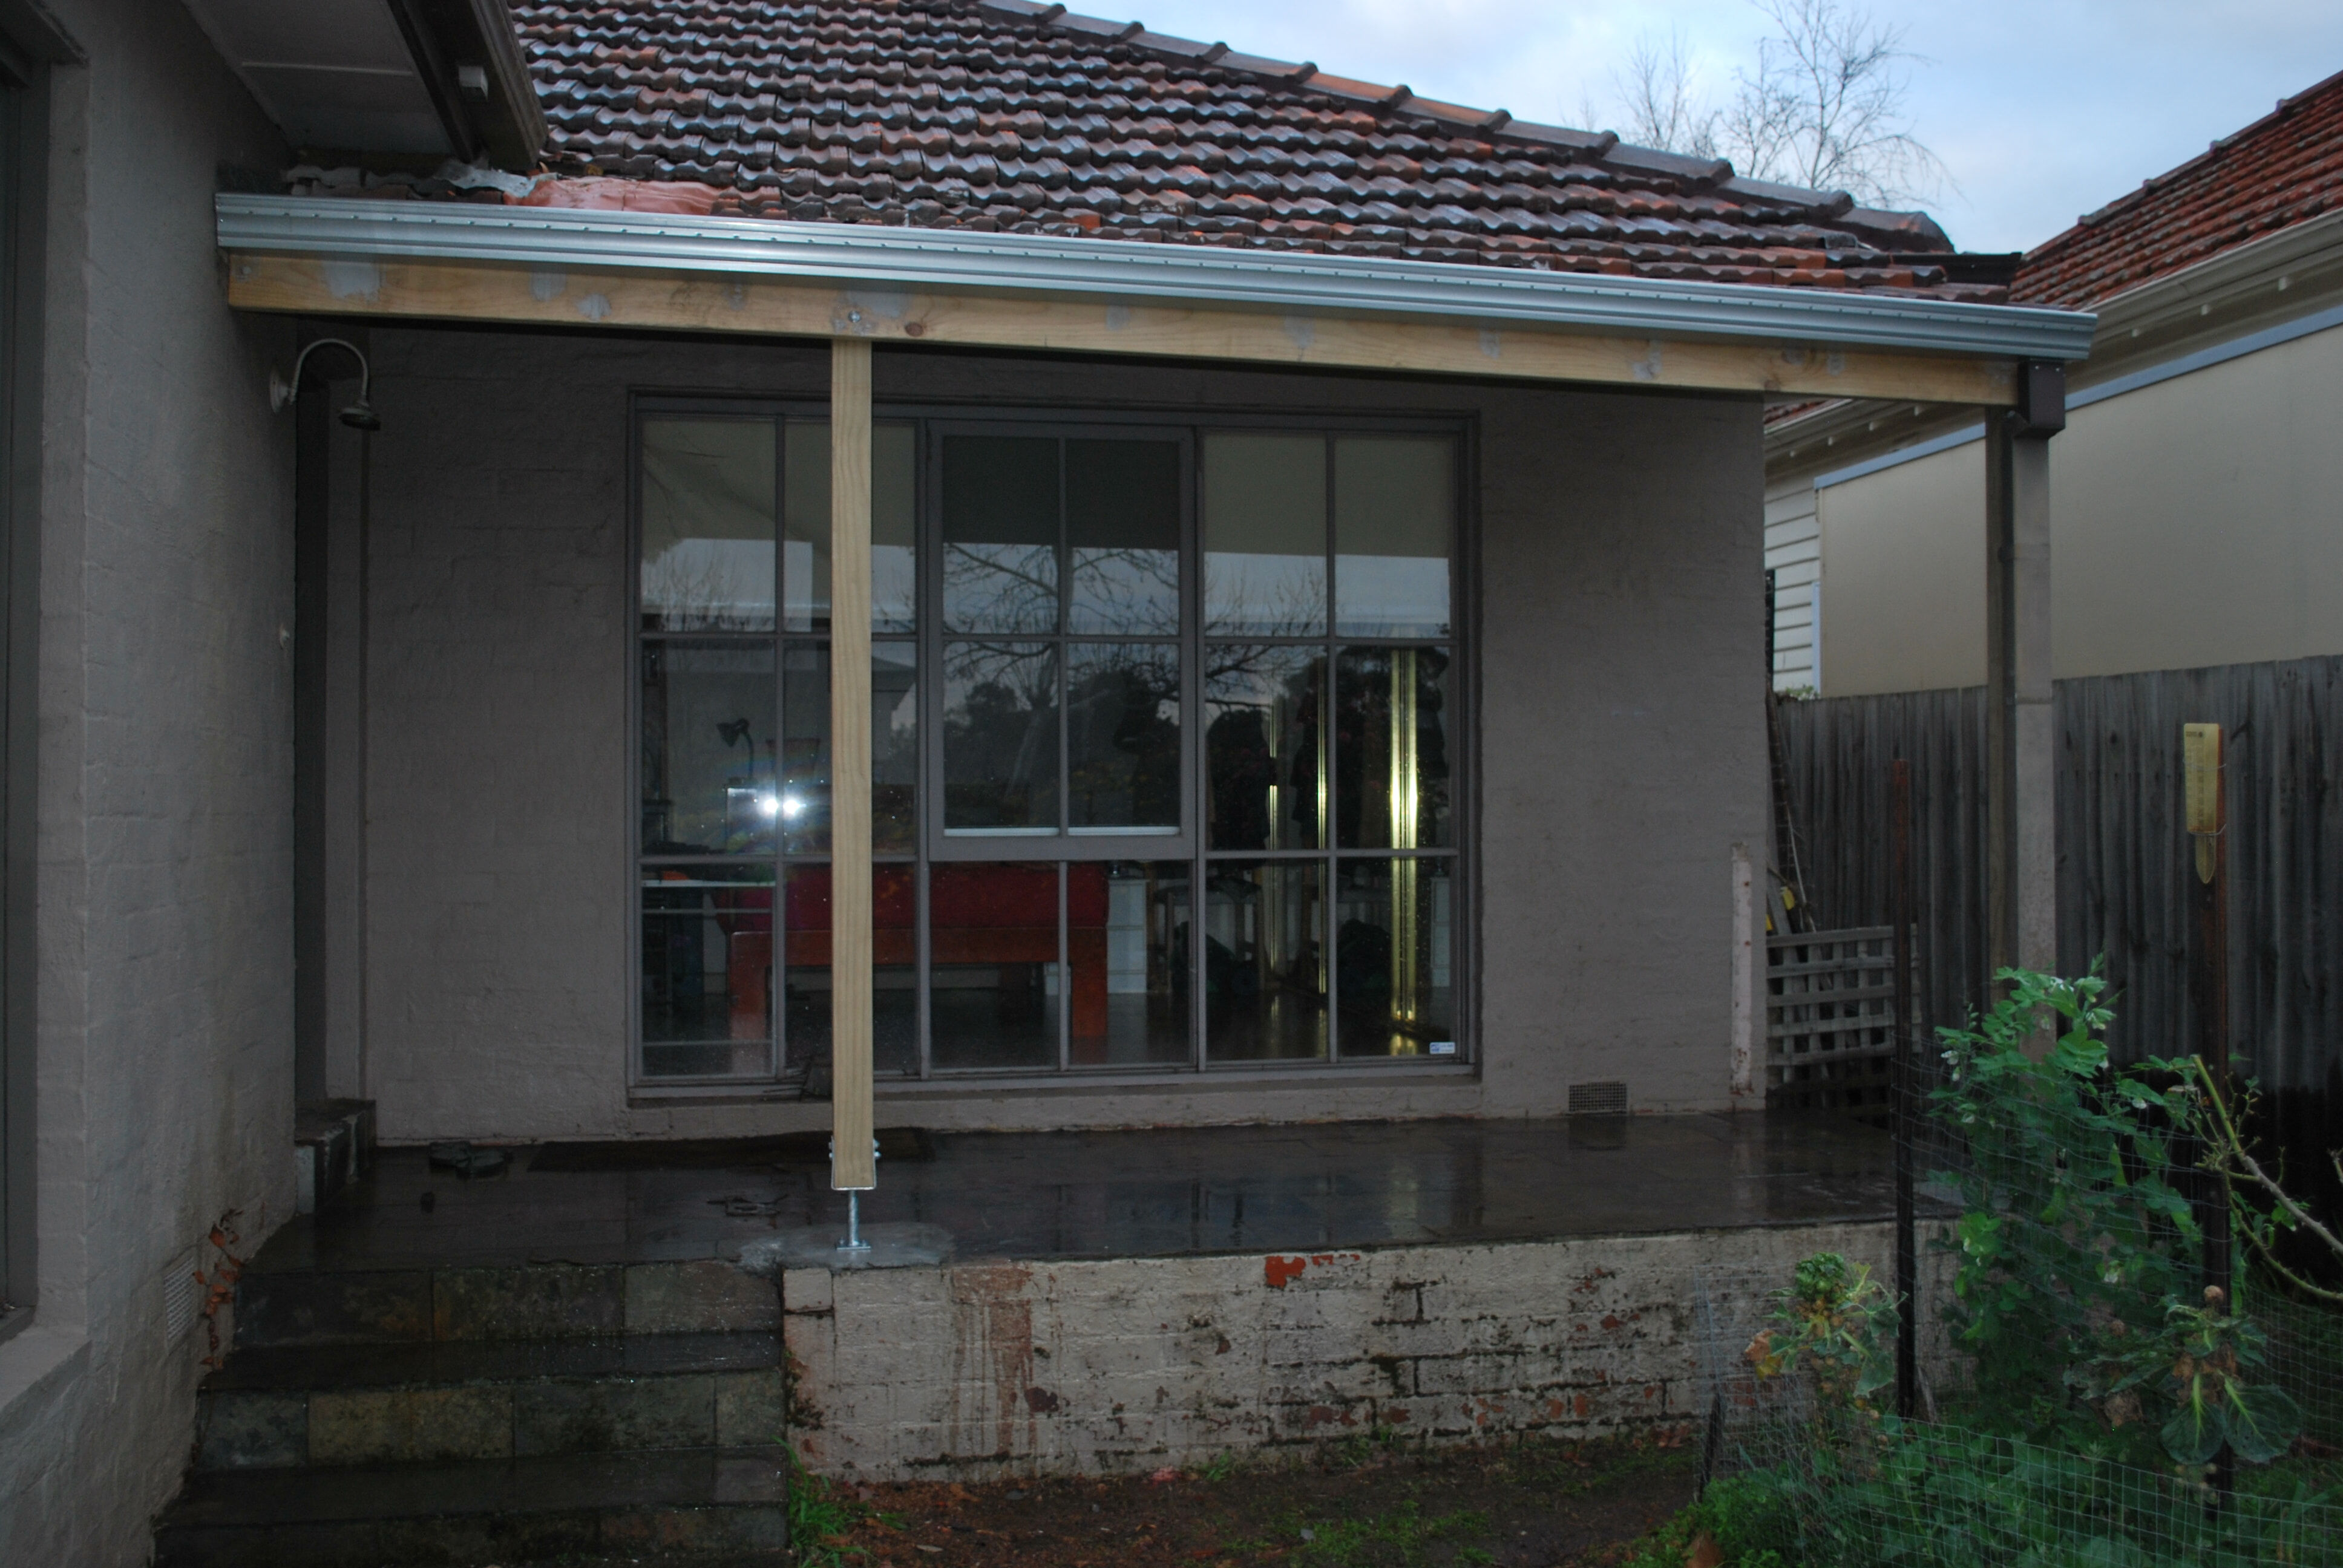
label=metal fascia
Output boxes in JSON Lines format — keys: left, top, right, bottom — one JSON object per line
{"left": 215, "top": 194, "right": 2098, "bottom": 360}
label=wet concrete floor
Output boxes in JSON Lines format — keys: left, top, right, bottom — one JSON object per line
{"left": 249, "top": 1112, "right": 1912, "bottom": 1276}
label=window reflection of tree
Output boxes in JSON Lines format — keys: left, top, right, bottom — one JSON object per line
{"left": 1068, "top": 645, "right": 1179, "bottom": 826}
{"left": 943, "top": 543, "right": 1057, "bottom": 633}
{"left": 942, "top": 641, "right": 1056, "bottom": 826}
{"left": 1070, "top": 544, "right": 1180, "bottom": 635}
{"left": 1204, "top": 563, "right": 1324, "bottom": 640}
{"left": 1204, "top": 645, "right": 1323, "bottom": 850}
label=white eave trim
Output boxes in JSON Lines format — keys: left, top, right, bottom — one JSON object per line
{"left": 215, "top": 194, "right": 2097, "bottom": 361}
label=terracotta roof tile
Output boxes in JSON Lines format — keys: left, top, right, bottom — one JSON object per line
{"left": 313, "top": 0, "right": 2011, "bottom": 300}
{"left": 2017, "top": 68, "right": 2343, "bottom": 309}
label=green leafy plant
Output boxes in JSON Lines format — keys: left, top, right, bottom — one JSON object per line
{"left": 1929, "top": 965, "right": 2203, "bottom": 1447}
{"left": 785, "top": 1451, "right": 874, "bottom": 1568}
{"left": 1745, "top": 1252, "right": 1899, "bottom": 1416}
{"left": 2069, "top": 1287, "right": 2303, "bottom": 1465}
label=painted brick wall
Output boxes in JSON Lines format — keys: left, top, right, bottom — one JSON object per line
{"left": 349, "top": 333, "right": 1767, "bottom": 1140}
{"left": 781, "top": 1221, "right": 1945, "bottom": 1479}
{"left": 778, "top": 1218, "right": 1930, "bottom": 1472}
{"left": 0, "top": 1, "right": 298, "bottom": 1563}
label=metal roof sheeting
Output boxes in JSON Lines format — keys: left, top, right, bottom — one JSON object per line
{"left": 215, "top": 194, "right": 2099, "bottom": 360}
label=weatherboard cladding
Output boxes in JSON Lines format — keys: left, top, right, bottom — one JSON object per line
{"left": 2018, "top": 66, "right": 2343, "bottom": 310}
{"left": 386, "top": 0, "right": 2008, "bottom": 301}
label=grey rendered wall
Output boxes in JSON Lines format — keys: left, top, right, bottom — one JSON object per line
{"left": 0, "top": 3, "right": 294, "bottom": 1563}
{"left": 346, "top": 332, "right": 1765, "bottom": 1142}
{"left": 1814, "top": 320, "right": 2343, "bottom": 697}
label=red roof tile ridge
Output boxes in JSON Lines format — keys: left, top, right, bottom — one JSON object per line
{"left": 484, "top": 0, "right": 2003, "bottom": 297}
{"left": 2020, "top": 64, "right": 2343, "bottom": 299}
{"left": 970, "top": 0, "right": 1904, "bottom": 229}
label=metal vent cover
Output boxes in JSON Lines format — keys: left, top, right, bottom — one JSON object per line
{"left": 163, "top": 1245, "right": 201, "bottom": 1345}
{"left": 1568, "top": 1080, "right": 1630, "bottom": 1116}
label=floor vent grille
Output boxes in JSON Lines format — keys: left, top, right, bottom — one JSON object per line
{"left": 1568, "top": 1080, "right": 1629, "bottom": 1116}
{"left": 163, "top": 1244, "right": 200, "bottom": 1344}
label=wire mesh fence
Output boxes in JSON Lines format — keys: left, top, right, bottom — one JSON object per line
{"left": 1689, "top": 966, "right": 2343, "bottom": 1567}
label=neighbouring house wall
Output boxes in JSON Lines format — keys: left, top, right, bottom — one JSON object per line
{"left": 1815, "top": 442, "right": 1985, "bottom": 697}
{"left": 0, "top": 4, "right": 295, "bottom": 1564}
{"left": 342, "top": 330, "right": 1767, "bottom": 1142}
{"left": 1763, "top": 472, "right": 1820, "bottom": 691}
{"left": 1804, "top": 319, "right": 2343, "bottom": 697}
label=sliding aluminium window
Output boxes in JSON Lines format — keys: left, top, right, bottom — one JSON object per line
{"left": 633, "top": 405, "right": 1463, "bottom": 1087}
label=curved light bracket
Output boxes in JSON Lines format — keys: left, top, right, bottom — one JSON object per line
{"left": 269, "top": 336, "right": 382, "bottom": 430}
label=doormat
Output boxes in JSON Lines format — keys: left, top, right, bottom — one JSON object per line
{"left": 528, "top": 1126, "right": 936, "bottom": 1172}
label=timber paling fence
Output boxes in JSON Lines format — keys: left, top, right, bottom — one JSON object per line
{"left": 1774, "top": 655, "right": 2341, "bottom": 1136}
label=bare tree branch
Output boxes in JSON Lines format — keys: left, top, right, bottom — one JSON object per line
{"left": 1720, "top": 0, "right": 1950, "bottom": 208}
{"left": 1613, "top": 29, "right": 1717, "bottom": 159}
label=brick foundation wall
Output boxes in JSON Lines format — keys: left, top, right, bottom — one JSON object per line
{"left": 782, "top": 1220, "right": 1947, "bottom": 1480}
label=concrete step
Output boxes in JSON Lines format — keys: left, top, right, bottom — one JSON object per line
{"left": 195, "top": 1331, "right": 785, "bottom": 1470}
{"left": 152, "top": 1446, "right": 790, "bottom": 1567}
{"left": 232, "top": 1258, "right": 777, "bottom": 1348}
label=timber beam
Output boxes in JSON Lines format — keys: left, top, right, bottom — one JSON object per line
{"left": 223, "top": 251, "right": 2025, "bottom": 407}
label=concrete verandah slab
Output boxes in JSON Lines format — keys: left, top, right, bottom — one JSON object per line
{"left": 244, "top": 1111, "right": 1904, "bottom": 1276}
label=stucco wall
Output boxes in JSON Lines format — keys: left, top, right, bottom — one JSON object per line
{"left": 342, "top": 332, "right": 1767, "bottom": 1142}
{"left": 0, "top": 3, "right": 295, "bottom": 1563}
{"left": 1812, "top": 319, "right": 2343, "bottom": 697}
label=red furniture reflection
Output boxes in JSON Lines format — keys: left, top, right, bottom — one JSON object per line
{"left": 727, "top": 864, "right": 1110, "bottom": 1040}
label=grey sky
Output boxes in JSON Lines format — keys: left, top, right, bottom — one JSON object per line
{"left": 1121, "top": 1, "right": 2343, "bottom": 253}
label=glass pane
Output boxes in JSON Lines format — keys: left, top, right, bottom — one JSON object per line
{"left": 778, "top": 647, "right": 830, "bottom": 855}
{"left": 874, "top": 641, "right": 919, "bottom": 854}
{"left": 641, "top": 417, "right": 776, "bottom": 632}
{"left": 1067, "top": 439, "right": 1180, "bottom": 635}
{"left": 781, "top": 864, "right": 917, "bottom": 1079}
{"left": 764, "top": 643, "right": 920, "bottom": 855}
{"left": 943, "top": 642, "right": 1058, "bottom": 832}
{"left": 1205, "top": 644, "right": 1324, "bottom": 851}
{"left": 640, "top": 641, "right": 776, "bottom": 855}
{"left": 1204, "top": 432, "right": 1325, "bottom": 637}
{"left": 943, "top": 435, "right": 1059, "bottom": 634}
{"left": 1335, "top": 858, "right": 1457, "bottom": 1059}
{"left": 931, "top": 862, "right": 1060, "bottom": 1071}
{"left": 641, "top": 865, "right": 776, "bottom": 1078}
{"left": 1066, "top": 643, "right": 1179, "bottom": 832}
{"left": 1334, "top": 647, "right": 1453, "bottom": 851}
{"left": 1073, "top": 862, "right": 1191, "bottom": 1068}
{"left": 1335, "top": 436, "right": 1452, "bottom": 638}
{"left": 1202, "top": 861, "right": 1328, "bottom": 1063}
{"left": 783, "top": 422, "right": 917, "bottom": 633}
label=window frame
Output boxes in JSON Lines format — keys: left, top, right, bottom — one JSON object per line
{"left": 628, "top": 397, "right": 1473, "bottom": 1094}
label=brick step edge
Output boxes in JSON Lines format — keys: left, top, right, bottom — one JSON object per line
{"left": 198, "top": 1363, "right": 784, "bottom": 1471}
{"left": 233, "top": 1259, "right": 778, "bottom": 1348}
{"left": 156, "top": 1447, "right": 789, "bottom": 1568}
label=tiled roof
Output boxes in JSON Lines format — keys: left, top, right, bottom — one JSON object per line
{"left": 422, "top": 0, "right": 2003, "bottom": 300}
{"left": 2016, "top": 68, "right": 2343, "bottom": 310}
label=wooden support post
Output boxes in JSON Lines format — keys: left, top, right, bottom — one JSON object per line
{"left": 1985, "top": 364, "right": 2062, "bottom": 1032}
{"left": 830, "top": 338, "right": 875, "bottom": 1193}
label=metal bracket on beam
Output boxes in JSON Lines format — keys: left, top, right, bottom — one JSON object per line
{"left": 2014, "top": 359, "right": 2066, "bottom": 439}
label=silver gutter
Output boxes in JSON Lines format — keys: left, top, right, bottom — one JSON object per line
{"left": 218, "top": 194, "right": 2098, "bottom": 361}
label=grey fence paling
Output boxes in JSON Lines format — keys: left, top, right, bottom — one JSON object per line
{"left": 1773, "top": 653, "right": 2343, "bottom": 1092}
